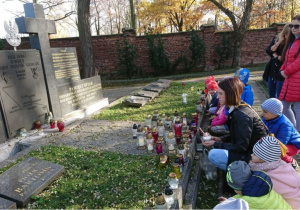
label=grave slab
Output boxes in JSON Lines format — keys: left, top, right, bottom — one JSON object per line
{"left": 0, "top": 197, "right": 16, "bottom": 209}
{"left": 0, "top": 156, "right": 64, "bottom": 207}
{"left": 150, "top": 82, "right": 170, "bottom": 89}
{"left": 133, "top": 90, "right": 159, "bottom": 100}
{"left": 142, "top": 84, "right": 164, "bottom": 93}
{"left": 122, "top": 96, "right": 150, "bottom": 107}
{"left": 157, "top": 79, "right": 172, "bottom": 86}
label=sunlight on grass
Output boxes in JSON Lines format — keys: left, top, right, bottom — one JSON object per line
{"left": 94, "top": 82, "right": 205, "bottom": 121}
{"left": 11, "top": 146, "right": 179, "bottom": 209}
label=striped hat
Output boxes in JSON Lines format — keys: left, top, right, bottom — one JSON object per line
{"left": 261, "top": 98, "right": 283, "bottom": 116}
{"left": 253, "top": 136, "right": 281, "bottom": 162}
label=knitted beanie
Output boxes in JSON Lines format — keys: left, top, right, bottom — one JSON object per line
{"left": 253, "top": 136, "right": 281, "bottom": 162}
{"left": 205, "top": 76, "right": 215, "bottom": 84}
{"left": 261, "top": 98, "right": 283, "bottom": 116}
{"left": 226, "top": 161, "right": 252, "bottom": 191}
{"left": 207, "top": 81, "right": 218, "bottom": 91}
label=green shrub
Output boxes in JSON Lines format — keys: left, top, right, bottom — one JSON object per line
{"left": 0, "top": 39, "right": 5, "bottom": 50}
{"left": 214, "top": 34, "right": 233, "bottom": 69}
{"left": 146, "top": 34, "right": 171, "bottom": 76}
{"left": 116, "top": 33, "right": 139, "bottom": 79}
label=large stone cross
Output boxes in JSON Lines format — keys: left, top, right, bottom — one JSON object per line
{"left": 15, "top": 3, "right": 62, "bottom": 118}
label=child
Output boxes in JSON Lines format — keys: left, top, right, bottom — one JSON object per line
{"left": 234, "top": 68, "right": 254, "bottom": 106}
{"left": 216, "top": 161, "right": 291, "bottom": 209}
{"left": 204, "top": 76, "right": 215, "bottom": 98}
{"left": 249, "top": 136, "right": 300, "bottom": 209}
{"left": 207, "top": 81, "right": 219, "bottom": 115}
{"left": 261, "top": 98, "right": 300, "bottom": 170}
{"left": 209, "top": 105, "right": 229, "bottom": 135}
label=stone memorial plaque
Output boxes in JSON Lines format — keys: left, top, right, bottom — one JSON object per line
{"left": 143, "top": 85, "right": 164, "bottom": 93}
{"left": 0, "top": 197, "right": 16, "bottom": 209}
{"left": 0, "top": 50, "right": 50, "bottom": 138}
{"left": 0, "top": 156, "right": 64, "bottom": 207}
{"left": 157, "top": 79, "right": 172, "bottom": 86}
{"left": 58, "top": 76, "right": 104, "bottom": 116}
{"left": 150, "top": 82, "right": 169, "bottom": 89}
{"left": 51, "top": 48, "right": 81, "bottom": 86}
{"left": 123, "top": 96, "right": 150, "bottom": 107}
{"left": 134, "top": 90, "right": 159, "bottom": 100}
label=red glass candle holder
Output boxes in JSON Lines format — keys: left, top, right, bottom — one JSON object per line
{"left": 57, "top": 120, "right": 65, "bottom": 132}
{"left": 152, "top": 129, "right": 158, "bottom": 143}
{"left": 156, "top": 140, "right": 163, "bottom": 154}
{"left": 175, "top": 135, "right": 181, "bottom": 145}
{"left": 174, "top": 123, "right": 182, "bottom": 137}
{"left": 35, "top": 121, "right": 41, "bottom": 129}
{"left": 50, "top": 119, "right": 56, "bottom": 129}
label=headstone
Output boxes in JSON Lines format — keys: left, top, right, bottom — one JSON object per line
{"left": 51, "top": 47, "right": 80, "bottom": 86}
{"left": 15, "top": 3, "right": 62, "bottom": 118}
{"left": 134, "top": 90, "right": 159, "bottom": 100}
{"left": 0, "top": 50, "right": 49, "bottom": 139}
{"left": 123, "top": 96, "right": 150, "bottom": 107}
{"left": 0, "top": 156, "right": 64, "bottom": 207}
{"left": 0, "top": 197, "right": 16, "bottom": 209}
{"left": 58, "top": 76, "right": 104, "bottom": 116}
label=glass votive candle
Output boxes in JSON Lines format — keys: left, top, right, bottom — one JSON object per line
{"left": 35, "top": 121, "right": 41, "bottom": 129}
{"left": 137, "top": 135, "right": 146, "bottom": 150}
{"left": 168, "top": 172, "right": 179, "bottom": 190}
{"left": 152, "top": 126, "right": 158, "bottom": 143}
{"left": 164, "top": 185, "right": 174, "bottom": 206}
{"left": 157, "top": 121, "right": 165, "bottom": 137}
{"left": 172, "top": 163, "right": 181, "bottom": 178}
{"left": 174, "top": 117, "right": 182, "bottom": 136}
{"left": 57, "top": 120, "right": 65, "bottom": 132}
{"left": 146, "top": 136, "right": 154, "bottom": 153}
{"left": 175, "top": 135, "right": 181, "bottom": 145}
{"left": 50, "top": 119, "right": 56, "bottom": 129}
{"left": 155, "top": 192, "right": 167, "bottom": 209}
{"left": 156, "top": 140, "right": 163, "bottom": 154}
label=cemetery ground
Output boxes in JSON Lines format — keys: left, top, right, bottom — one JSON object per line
{"left": 0, "top": 67, "right": 299, "bottom": 209}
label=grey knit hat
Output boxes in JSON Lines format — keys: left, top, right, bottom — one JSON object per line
{"left": 226, "top": 161, "right": 252, "bottom": 191}
{"left": 261, "top": 98, "right": 283, "bottom": 116}
{"left": 253, "top": 136, "right": 281, "bottom": 162}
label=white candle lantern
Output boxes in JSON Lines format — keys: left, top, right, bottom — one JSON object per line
{"left": 137, "top": 135, "right": 146, "bottom": 150}
{"left": 157, "top": 120, "right": 165, "bottom": 137}
{"left": 146, "top": 133, "right": 154, "bottom": 153}
{"left": 166, "top": 132, "right": 176, "bottom": 154}
{"left": 182, "top": 93, "right": 187, "bottom": 104}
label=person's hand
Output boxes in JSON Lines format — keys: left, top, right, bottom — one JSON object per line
{"left": 202, "top": 140, "right": 215, "bottom": 147}
{"left": 211, "top": 136, "right": 222, "bottom": 142}
{"left": 280, "top": 70, "right": 288, "bottom": 78}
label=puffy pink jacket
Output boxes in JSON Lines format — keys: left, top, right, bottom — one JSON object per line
{"left": 249, "top": 160, "right": 300, "bottom": 209}
{"left": 279, "top": 36, "right": 300, "bottom": 102}
{"left": 211, "top": 105, "right": 227, "bottom": 126}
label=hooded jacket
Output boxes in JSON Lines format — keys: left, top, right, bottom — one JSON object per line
{"left": 233, "top": 170, "right": 292, "bottom": 209}
{"left": 235, "top": 68, "right": 254, "bottom": 106}
{"left": 262, "top": 114, "right": 300, "bottom": 149}
{"left": 250, "top": 160, "right": 300, "bottom": 209}
{"left": 279, "top": 36, "right": 300, "bottom": 102}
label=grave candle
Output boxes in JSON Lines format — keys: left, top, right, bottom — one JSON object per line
{"left": 164, "top": 185, "right": 174, "bottom": 206}
{"left": 172, "top": 163, "right": 181, "bottom": 178}
{"left": 174, "top": 117, "right": 182, "bottom": 137}
{"left": 146, "top": 133, "right": 154, "bottom": 153}
{"left": 168, "top": 173, "right": 179, "bottom": 189}
{"left": 145, "top": 114, "right": 152, "bottom": 129}
{"left": 57, "top": 120, "right": 64, "bottom": 132}
{"left": 155, "top": 192, "right": 167, "bottom": 209}
{"left": 35, "top": 121, "right": 41, "bottom": 129}
{"left": 152, "top": 126, "right": 158, "bottom": 143}
{"left": 157, "top": 120, "right": 165, "bottom": 137}
{"left": 156, "top": 140, "right": 163, "bottom": 154}
{"left": 50, "top": 119, "right": 56, "bottom": 129}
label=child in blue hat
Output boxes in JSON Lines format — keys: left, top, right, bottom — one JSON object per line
{"left": 234, "top": 68, "right": 254, "bottom": 106}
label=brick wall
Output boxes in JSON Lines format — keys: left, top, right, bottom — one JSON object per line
{"left": 4, "top": 23, "right": 285, "bottom": 79}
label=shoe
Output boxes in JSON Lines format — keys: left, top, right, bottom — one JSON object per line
{"left": 292, "top": 159, "right": 299, "bottom": 171}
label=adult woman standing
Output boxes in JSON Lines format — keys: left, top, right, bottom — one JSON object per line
{"left": 264, "top": 24, "right": 289, "bottom": 98}
{"left": 279, "top": 15, "right": 300, "bottom": 133}
{"left": 202, "top": 77, "right": 267, "bottom": 171}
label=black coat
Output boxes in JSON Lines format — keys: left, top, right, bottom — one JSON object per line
{"left": 213, "top": 103, "right": 267, "bottom": 166}
{"left": 263, "top": 36, "right": 285, "bottom": 81}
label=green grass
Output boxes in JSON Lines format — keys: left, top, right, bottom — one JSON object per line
{"left": 256, "top": 79, "right": 268, "bottom": 94}
{"left": 0, "top": 146, "right": 179, "bottom": 209}
{"left": 94, "top": 82, "right": 204, "bottom": 121}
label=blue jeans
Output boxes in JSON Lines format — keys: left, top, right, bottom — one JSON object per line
{"left": 268, "top": 76, "right": 284, "bottom": 98}
{"left": 208, "top": 149, "right": 228, "bottom": 171}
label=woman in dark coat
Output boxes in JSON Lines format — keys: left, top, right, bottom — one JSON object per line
{"left": 263, "top": 24, "right": 289, "bottom": 98}
{"left": 202, "top": 77, "right": 267, "bottom": 171}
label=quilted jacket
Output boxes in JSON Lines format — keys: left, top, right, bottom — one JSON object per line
{"left": 279, "top": 36, "right": 300, "bottom": 102}
{"left": 262, "top": 114, "right": 300, "bottom": 149}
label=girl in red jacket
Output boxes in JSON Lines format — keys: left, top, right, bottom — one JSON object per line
{"left": 279, "top": 15, "right": 300, "bottom": 133}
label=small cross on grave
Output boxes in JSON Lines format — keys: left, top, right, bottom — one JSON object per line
{"left": 15, "top": 3, "right": 62, "bottom": 118}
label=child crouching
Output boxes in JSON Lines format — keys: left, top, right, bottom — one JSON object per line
{"left": 249, "top": 136, "right": 300, "bottom": 209}
{"left": 214, "top": 161, "right": 291, "bottom": 209}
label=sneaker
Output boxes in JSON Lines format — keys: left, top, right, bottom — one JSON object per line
{"left": 292, "top": 159, "right": 299, "bottom": 171}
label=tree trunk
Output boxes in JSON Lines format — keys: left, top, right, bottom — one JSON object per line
{"left": 77, "top": 0, "right": 95, "bottom": 78}
{"left": 208, "top": 0, "right": 253, "bottom": 68}
{"left": 129, "top": 0, "right": 136, "bottom": 29}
